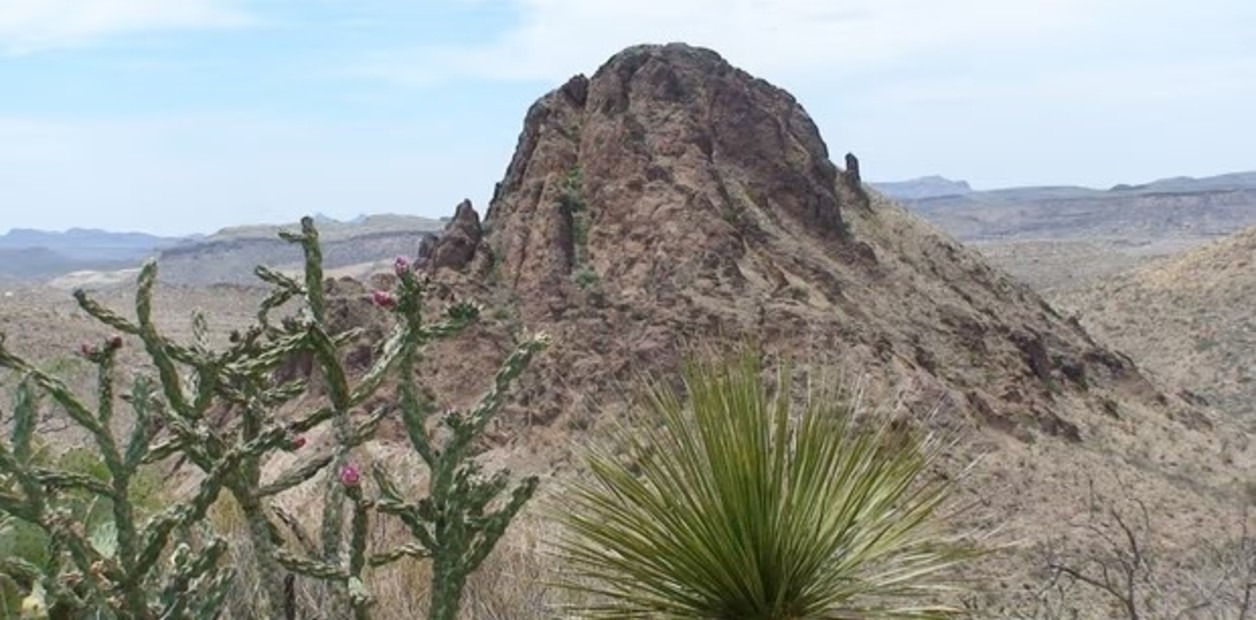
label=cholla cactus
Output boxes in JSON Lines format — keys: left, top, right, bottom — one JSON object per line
{"left": 368, "top": 258, "right": 549, "bottom": 620}
{"left": 0, "top": 337, "right": 235, "bottom": 619}
{"left": 0, "top": 217, "right": 547, "bottom": 619}
{"left": 264, "top": 219, "right": 549, "bottom": 620}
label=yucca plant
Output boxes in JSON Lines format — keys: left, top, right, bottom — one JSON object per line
{"left": 552, "top": 350, "right": 979, "bottom": 618}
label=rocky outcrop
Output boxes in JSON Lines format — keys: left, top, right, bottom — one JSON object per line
{"left": 415, "top": 232, "right": 439, "bottom": 269}
{"left": 484, "top": 43, "right": 848, "bottom": 300}
{"left": 844, "top": 152, "right": 861, "bottom": 183}
{"left": 421, "top": 200, "right": 483, "bottom": 272}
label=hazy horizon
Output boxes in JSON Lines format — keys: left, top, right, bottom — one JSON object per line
{"left": 2, "top": 1, "right": 1252, "bottom": 236}
{"left": 4, "top": 166, "right": 1256, "bottom": 238}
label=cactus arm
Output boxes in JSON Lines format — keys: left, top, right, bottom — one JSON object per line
{"left": 287, "top": 217, "right": 327, "bottom": 325}
{"left": 0, "top": 344, "right": 103, "bottom": 438}
{"left": 133, "top": 261, "right": 196, "bottom": 427}
{"left": 10, "top": 379, "right": 36, "bottom": 464}
{"left": 258, "top": 453, "right": 336, "bottom": 498}
{"left": 71, "top": 289, "right": 141, "bottom": 336}
{"left": 347, "top": 486, "right": 372, "bottom": 620}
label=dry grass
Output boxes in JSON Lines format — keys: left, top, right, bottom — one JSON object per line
{"left": 205, "top": 484, "right": 582, "bottom": 619}
{"left": 966, "top": 237, "right": 1207, "bottom": 294}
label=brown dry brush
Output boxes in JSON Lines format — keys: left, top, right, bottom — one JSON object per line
{"left": 1002, "top": 479, "right": 1256, "bottom": 620}
{"left": 0, "top": 217, "right": 547, "bottom": 620}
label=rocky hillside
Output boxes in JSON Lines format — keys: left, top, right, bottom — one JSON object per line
{"left": 1056, "top": 225, "right": 1256, "bottom": 427}
{"left": 361, "top": 43, "right": 1254, "bottom": 611}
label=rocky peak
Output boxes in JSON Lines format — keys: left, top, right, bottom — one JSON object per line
{"left": 483, "top": 43, "right": 855, "bottom": 302}
{"left": 420, "top": 199, "right": 483, "bottom": 272}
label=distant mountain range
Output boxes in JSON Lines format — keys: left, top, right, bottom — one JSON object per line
{"left": 869, "top": 175, "right": 972, "bottom": 200}
{"left": 152, "top": 214, "right": 446, "bottom": 286}
{"left": 874, "top": 171, "right": 1256, "bottom": 241}
{"left": 5, "top": 168, "right": 1255, "bottom": 285}
{"left": 0, "top": 214, "right": 447, "bottom": 285}
{"left": 0, "top": 228, "right": 180, "bottom": 280}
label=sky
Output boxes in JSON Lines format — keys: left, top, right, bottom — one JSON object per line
{"left": 0, "top": 0, "right": 1252, "bottom": 236}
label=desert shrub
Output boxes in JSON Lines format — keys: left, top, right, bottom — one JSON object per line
{"left": 0, "top": 217, "right": 547, "bottom": 619}
{"left": 557, "top": 166, "right": 585, "bottom": 215}
{"left": 572, "top": 266, "right": 600, "bottom": 290}
{"left": 991, "top": 482, "right": 1256, "bottom": 620}
{"left": 551, "top": 349, "right": 979, "bottom": 618}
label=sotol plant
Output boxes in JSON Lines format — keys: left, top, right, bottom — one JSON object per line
{"left": 0, "top": 217, "right": 547, "bottom": 619}
{"left": 553, "top": 350, "right": 979, "bottom": 619}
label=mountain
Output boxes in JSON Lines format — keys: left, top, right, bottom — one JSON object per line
{"left": 0, "top": 227, "right": 177, "bottom": 280}
{"left": 0, "top": 215, "right": 447, "bottom": 286}
{"left": 883, "top": 171, "right": 1256, "bottom": 293}
{"left": 151, "top": 214, "right": 446, "bottom": 286}
{"left": 0, "top": 227, "right": 175, "bottom": 259}
{"left": 0, "top": 246, "right": 157, "bottom": 281}
{"left": 872, "top": 175, "right": 972, "bottom": 200}
{"left": 898, "top": 172, "right": 1256, "bottom": 242}
{"left": 1114, "top": 170, "right": 1256, "bottom": 193}
{"left": 345, "top": 43, "right": 1251, "bottom": 611}
{"left": 1055, "top": 225, "right": 1256, "bottom": 427}
{"left": 196, "top": 213, "right": 444, "bottom": 243}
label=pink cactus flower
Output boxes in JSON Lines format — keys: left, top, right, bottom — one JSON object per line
{"left": 394, "top": 257, "right": 410, "bottom": 275}
{"left": 290, "top": 436, "right": 307, "bottom": 449}
{"left": 108, "top": 335, "right": 123, "bottom": 350}
{"left": 339, "top": 464, "right": 360, "bottom": 487}
{"left": 371, "top": 290, "right": 396, "bottom": 309}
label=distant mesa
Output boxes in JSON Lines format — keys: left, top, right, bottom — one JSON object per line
{"left": 0, "top": 227, "right": 177, "bottom": 281}
{"left": 895, "top": 170, "right": 1256, "bottom": 243}
{"left": 871, "top": 175, "right": 973, "bottom": 200}
{"left": 0, "top": 214, "right": 446, "bottom": 286}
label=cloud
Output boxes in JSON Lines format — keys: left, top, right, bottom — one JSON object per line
{"left": 0, "top": 0, "right": 253, "bottom": 54}
{"left": 854, "top": 57, "right": 1256, "bottom": 108}
{"left": 344, "top": 0, "right": 1097, "bottom": 86}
